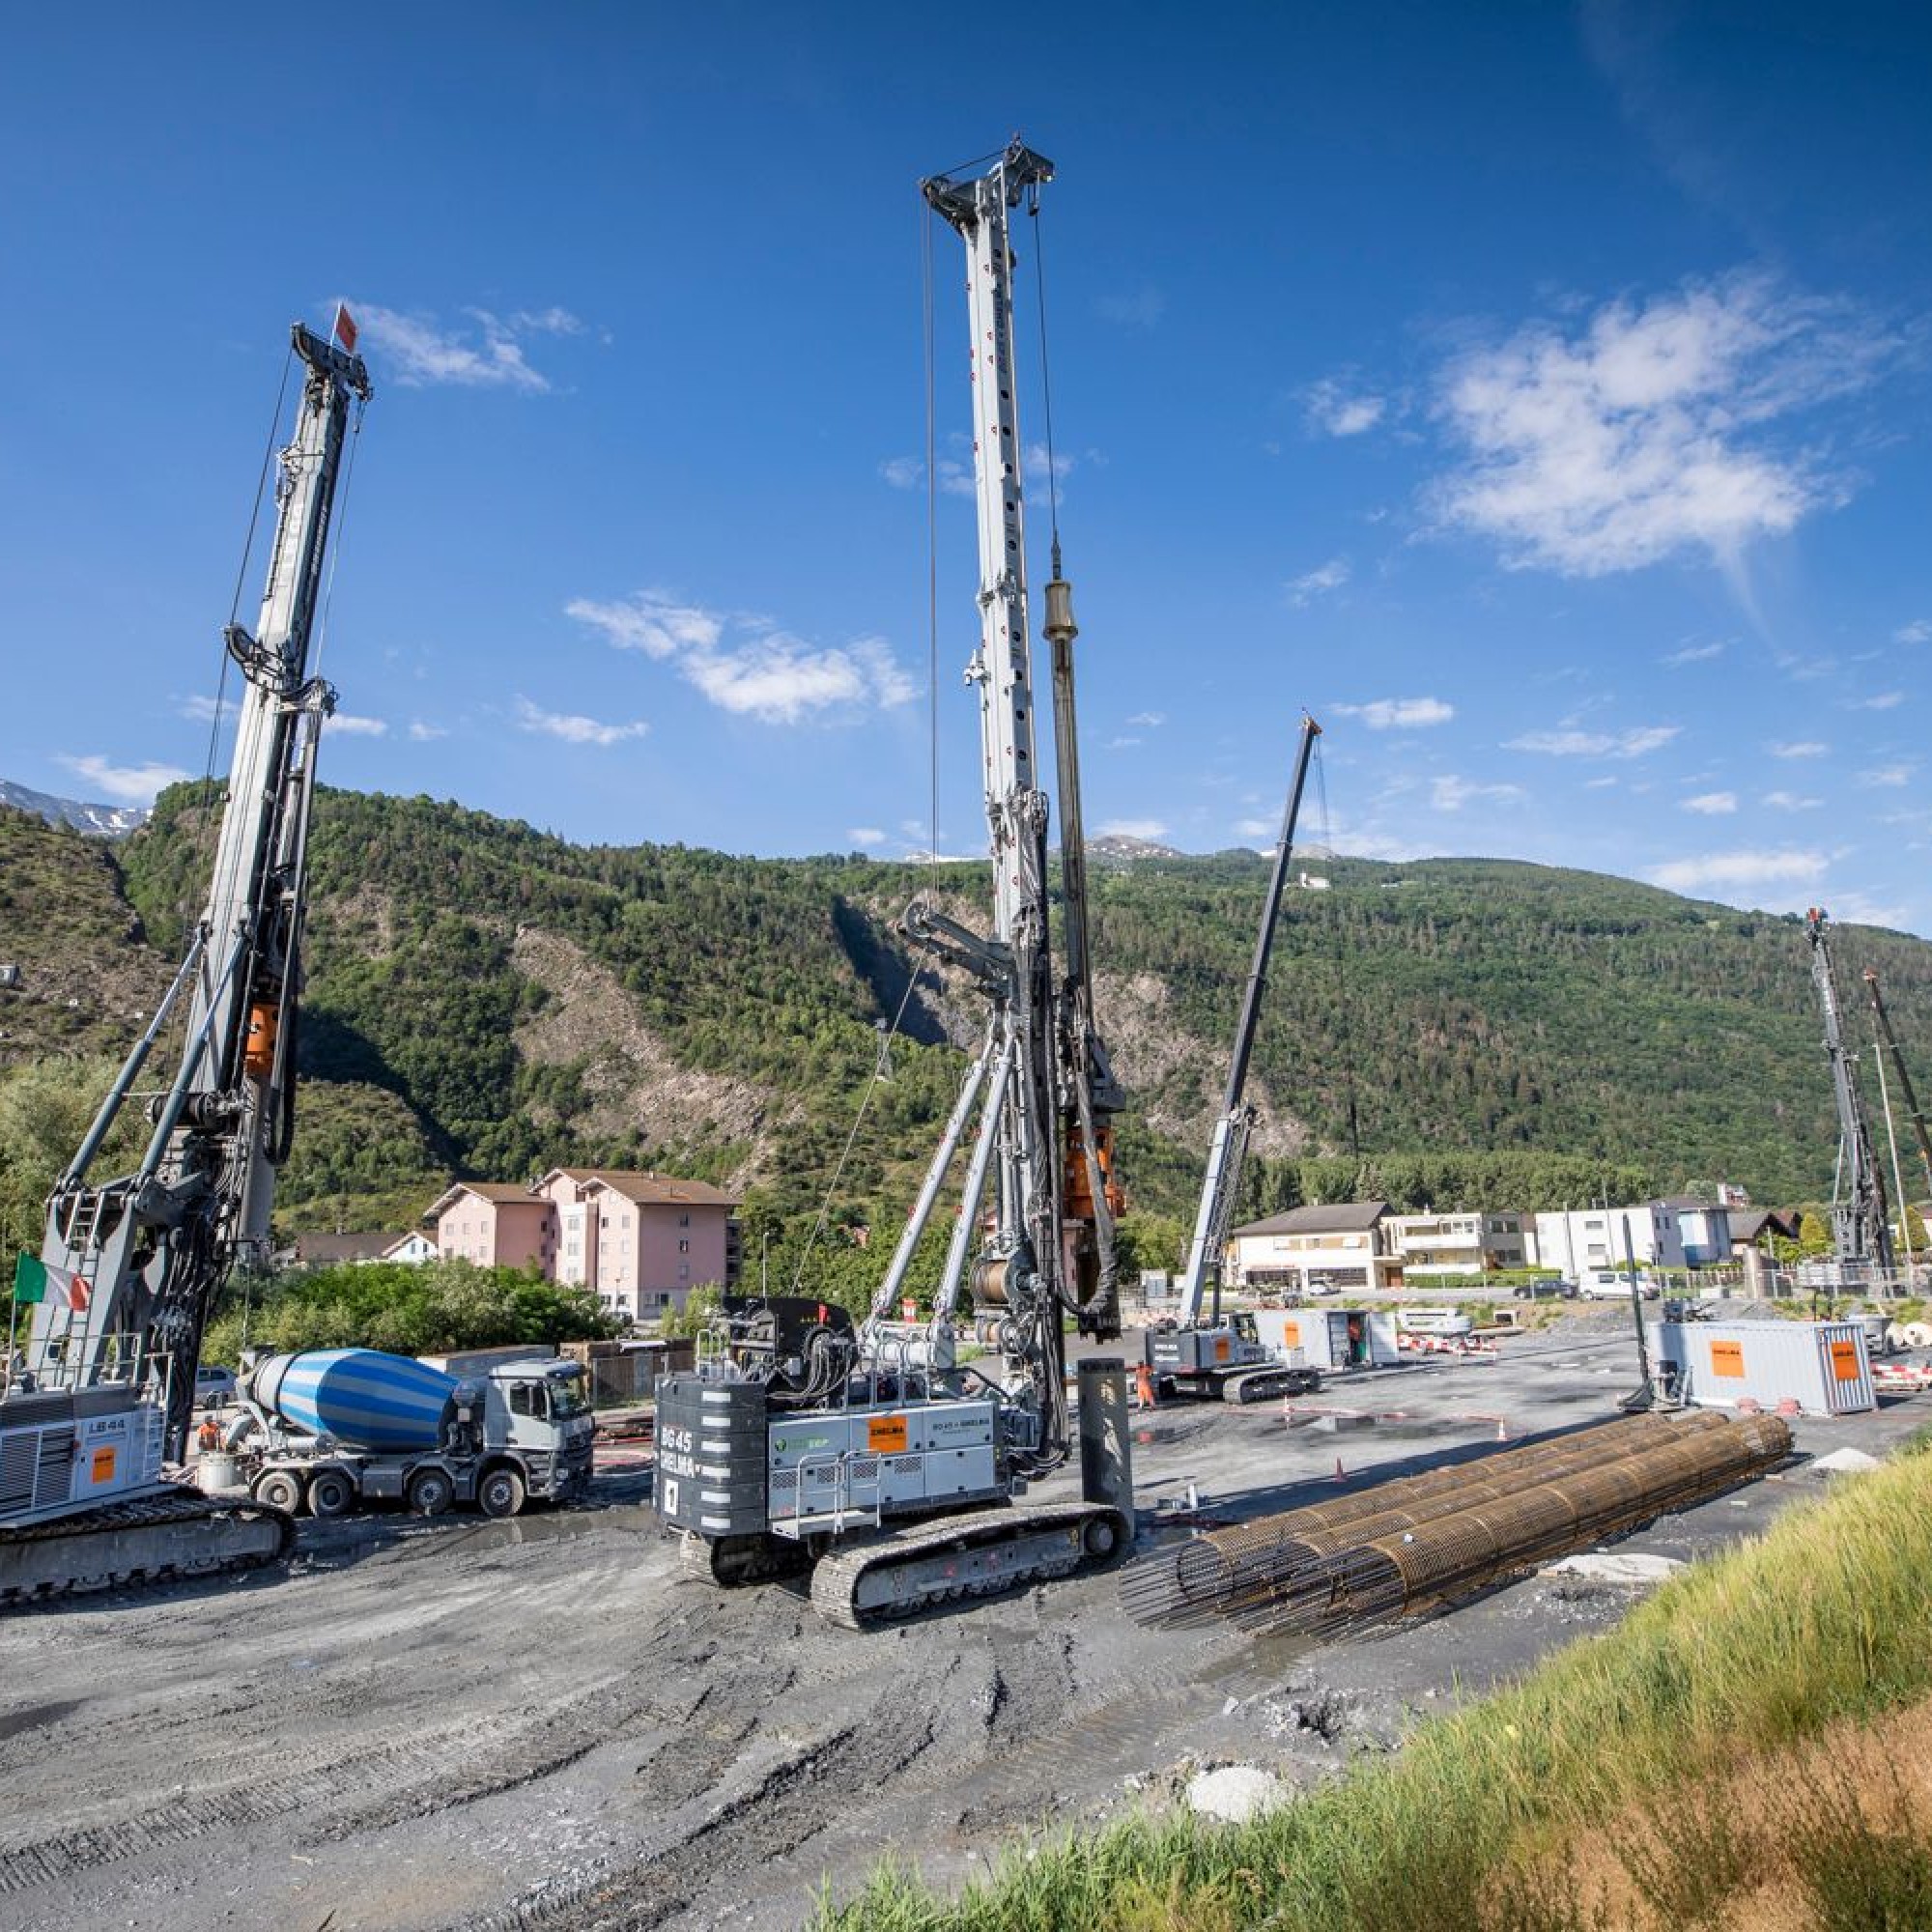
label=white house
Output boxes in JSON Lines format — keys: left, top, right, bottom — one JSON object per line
{"left": 1384, "top": 1209, "right": 1527, "bottom": 1276}
{"left": 1227, "top": 1203, "right": 1396, "bottom": 1295}
{"left": 1532, "top": 1204, "right": 1689, "bottom": 1278}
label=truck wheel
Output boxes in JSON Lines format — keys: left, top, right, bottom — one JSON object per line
{"left": 307, "top": 1468, "right": 355, "bottom": 1519}
{"left": 255, "top": 1470, "right": 304, "bottom": 1515}
{"left": 407, "top": 1467, "right": 455, "bottom": 1517}
{"left": 478, "top": 1467, "right": 526, "bottom": 1520}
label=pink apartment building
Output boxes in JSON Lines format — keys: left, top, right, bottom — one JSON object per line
{"left": 428, "top": 1168, "right": 741, "bottom": 1320}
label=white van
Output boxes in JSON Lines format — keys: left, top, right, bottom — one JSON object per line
{"left": 1580, "top": 1269, "right": 1657, "bottom": 1299}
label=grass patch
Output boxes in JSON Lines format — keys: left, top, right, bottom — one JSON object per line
{"left": 818, "top": 1441, "right": 1932, "bottom": 1931}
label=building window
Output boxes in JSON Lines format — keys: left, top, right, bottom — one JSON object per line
{"left": 679, "top": 1238, "right": 690, "bottom": 1254}
{"left": 679, "top": 1213, "right": 691, "bottom": 1228}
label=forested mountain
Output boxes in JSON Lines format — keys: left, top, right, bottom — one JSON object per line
{"left": 4, "top": 786, "right": 1930, "bottom": 1241}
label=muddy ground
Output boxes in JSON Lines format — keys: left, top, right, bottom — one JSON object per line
{"left": 0, "top": 1317, "right": 1924, "bottom": 1932}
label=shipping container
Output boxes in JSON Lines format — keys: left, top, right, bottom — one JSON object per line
{"left": 1252, "top": 1306, "right": 1401, "bottom": 1370}
{"left": 1646, "top": 1319, "right": 1876, "bottom": 1415}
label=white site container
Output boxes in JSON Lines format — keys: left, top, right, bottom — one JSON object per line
{"left": 1252, "top": 1307, "right": 1401, "bottom": 1371}
{"left": 1647, "top": 1319, "right": 1876, "bottom": 1416}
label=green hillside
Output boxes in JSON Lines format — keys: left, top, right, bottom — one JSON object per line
{"left": 4, "top": 787, "right": 1930, "bottom": 1242}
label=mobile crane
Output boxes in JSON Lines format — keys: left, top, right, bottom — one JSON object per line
{"left": 655, "top": 140, "right": 1137, "bottom": 1626}
{"left": 0, "top": 319, "right": 371, "bottom": 1599}
{"left": 1805, "top": 909, "right": 1894, "bottom": 1289}
{"left": 1145, "top": 715, "right": 1326, "bottom": 1404}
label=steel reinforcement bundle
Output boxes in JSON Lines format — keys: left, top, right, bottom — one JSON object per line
{"left": 1121, "top": 1412, "right": 1790, "bottom": 1634}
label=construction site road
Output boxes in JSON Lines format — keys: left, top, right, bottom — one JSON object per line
{"left": 1, "top": 1317, "right": 1924, "bottom": 1932}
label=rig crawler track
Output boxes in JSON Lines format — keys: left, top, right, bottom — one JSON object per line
{"left": 810, "top": 1499, "right": 1131, "bottom": 1629}
{"left": 0, "top": 1489, "right": 295, "bottom": 1605}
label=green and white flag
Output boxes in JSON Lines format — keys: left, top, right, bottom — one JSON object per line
{"left": 12, "top": 1255, "right": 88, "bottom": 1310}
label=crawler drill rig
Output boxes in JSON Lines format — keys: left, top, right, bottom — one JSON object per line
{"left": 1806, "top": 908, "right": 1895, "bottom": 1288}
{"left": 656, "top": 142, "right": 1136, "bottom": 1626}
{"left": 1148, "top": 714, "right": 1324, "bottom": 1404}
{"left": 0, "top": 321, "right": 370, "bottom": 1600}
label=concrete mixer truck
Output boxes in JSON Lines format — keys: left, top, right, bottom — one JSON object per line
{"left": 223, "top": 1350, "right": 595, "bottom": 1519}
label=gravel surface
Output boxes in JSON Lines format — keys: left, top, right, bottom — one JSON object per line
{"left": 1, "top": 1317, "right": 1924, "bottom": 1932}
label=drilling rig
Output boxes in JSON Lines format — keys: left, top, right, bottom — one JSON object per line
{"left": 1805, "top": 908, "right": 1894, "bottom": 1290}
{"left": 1146, "top": 714, "right": 1325, "bottom": 1403}
{"left": 0, "top": 319, "right": 371, "bottom": 1599}
{"left": 654, "top": 140, "right": 1136, "bottom": 1626}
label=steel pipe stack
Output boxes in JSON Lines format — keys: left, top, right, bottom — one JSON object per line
{"left": 1122, "top": 1413, "right": 1789, "bottom": 1634}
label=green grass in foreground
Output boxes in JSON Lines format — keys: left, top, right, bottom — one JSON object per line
{"left": 820, "top": 1429, "right": 1932, "bottom": 1932}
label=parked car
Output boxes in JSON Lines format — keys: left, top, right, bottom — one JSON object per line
{"left": 194, "top": 1364, "right": 239, "bottom": 1407}
{"left": 1512, "top": 1277, "right": 1576, "bottom": 1300}
{"left": 1579, "top": 1269, "right": 1658, "bottom": 1300}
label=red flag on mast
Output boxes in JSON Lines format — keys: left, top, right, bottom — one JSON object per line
{"left": 331, "top": 303, "right": 358, "bottom": 354}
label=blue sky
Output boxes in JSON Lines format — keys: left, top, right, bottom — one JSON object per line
{"left": 4, "top": 4, "right": 1929, "bottom": 929}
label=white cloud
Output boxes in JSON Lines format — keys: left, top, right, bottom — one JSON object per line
{"left": 1431, "top": 275, "right": 1890, "bottom": 576}
{"left": 1662, "top": 640, "right": 1725, "bottom": 667}
{"left": 1336, "top": 696, "right": 1455, "bottom": 730}
{"left": 847, "top": 827, "right": 886, "bottom": 848}
{"left": 1288, "top": 557, "right": 1350, "bottom": 605}
{"left": 1306, "top": 378, "right": 1386, "bottom": 438}
{"left": 1433, "top": 775, "right": 1525, "bottom": 810}
{"left": 1584, "top": 775, "right": 1619, "bottom": 789}
{"left": 1097, "top": 287, "right": 1166, "bottom": 329}
{"left": 1651, "top": 848, "right": 1827, "bottom": 893}
{"left": 1762, "top": 790, "right": 1822, "bottom": 810}
{"left": 346, "top": 301, "right": 582, "bottom": 393}
{"left": 1507, "top": 724, "right": 1681, "bottom": 758}
{"left": 568, "top": 591, "right": 915, "bottom": 725}
{"left": 1683, "top": 791, "right": 1737, "bottom": 814}
{"left": 1234, "top": 816, "right": 1275, "bottom": 840}
{"left": 1095, "top": 818, "right": 1169, "bottom": 840}
{"left": 1126, "top": 710, "right": 1167, "bottom": 728}
{"left": 515, "top": 696, "right": 647, "bottom": 747}
{"left": 1107, "top": 736, "right": 1142, "bottom": 751}
{"left": 1023, "top": 443, "right": 1074, "bottom": 484}
{"left": 324, "top": 712, "right": 387, "bottom": 737}
{"left": 1895, "top": 619, "right": 1932, "bottom": 645}
{"left": 1860, "top": 763, "right": 1914, "bottom": 789}
{"left": 57, "top": 754, "right": 189, "bottom": 804}
{"left": 178, "top": 694, "right": 223, "bottom": 723}
{"left": 877, "top": 454, "right": 974, "bottom": 497}
{"left": 408, "top": 721, "right": 448, "bottom": 742}
{"left": 1846, "top": 691, "right": 1906, "bottom": 711}
{"left": 1769, "top": 739, "right": 1829, "bottom": 758}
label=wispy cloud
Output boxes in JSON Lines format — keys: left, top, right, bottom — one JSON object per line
{"left": 345, "top": 301, "right": 583, "bottom": 393}
{"left": 1097, "top": 286, "right": 1165, "bottom": 329}
{"left": 1662, "top": 639, "right": 1725, "bottom": 667}
{"left": 1896, "top": 618, "right": 1932, "bottom": 645}
{"left": 1431, "top": 274, "right": 1892, "bottom": 577}
{"left": 1305, "top": 377, "right": 1386, "bottom": 438}
{"left": 1683, "top": 790, "right": 1736, "bottom": 814}
{"left": 1095, "top": 818, "right": 1170, "bottom": 841}
{"left": 1288, "top": 557, "right": 1350, "bottom": 605}
{"left": 1336, "top": 696, "right": 1455, "bottom": 730}
{"left": 1763, "top": 790, "right": 1822, "bottom": 810}
{"left": 1768, "top": 739, "right": 1829, "bottom": 758}
{"left": 1433, "top": 775, "right": 1525, "bottom": 810}
{"left": 1860, "top": 763, "right": 1914, "bottom": 789}
{"left": 847, "top": 827, "right": 886, "bottom": 848}
{"left": 1845, "top": 691, "right": 1906, "bottom": 711}
{"left": 57, "top": 753, "right": 189, "bottom": 804}
{"left": 515, "top": 697, "right": 647, "bottom": 747}
{"left": 1235, "top": 816, "right": 1275, "bottom": 840}
{"left": 324, "top": 712, "right": 387, "bottom": 737}
{"left": 1651, "top": 847, "right": 1827, "bottom": 893}
{"left": 877, "top": 453, "right": 975, "bottom": 497}
{"left": 1127, "top": 711, "right": 1166, "bottom": 728}
{"left": 567, "top": 591, "right": 915, "bottom": 725}
{"left": 408, "top": 721, "right": 448, "bottom": 742}
{"left": 178, "top": 694, "right": 223, "bottom": 723}
{"left": 1107, "top": 736, "right": 1142, "bottom": 751}
{"left": 1507, "top": 724, "right": 1681, "bottom": 758}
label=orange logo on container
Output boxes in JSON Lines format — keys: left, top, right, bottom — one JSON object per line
{"left": 1282, "top": 1321, "right": 1301, "bottom": 1347}
{"left": 867, "top": 1414, "right": 909, "bottom": 1454}
{"left": 1709, "top": 1341, "right": 1746, "bottom": 1378}
{"left": 1830, "top": 1340, "right": 1862, "bottom": 1382}
{"left": 90, "top": 1448, "right": 116, "bottom": 1484}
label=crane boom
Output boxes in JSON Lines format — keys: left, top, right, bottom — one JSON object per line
{"left": 15, "top": 322, "right": 370, "bottom": 1481}
{"left": 1177, "top": 715, "right": 1321, "bottom": 1324}
{"left": 1863, "top": 968, "right": 1932, "bottom": 1209}
{"left": 1805, "top": 909, "right": 1894, "bottom": 1284}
